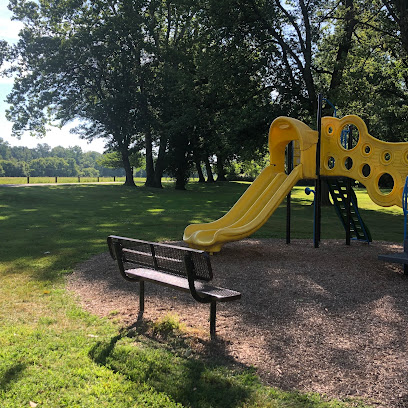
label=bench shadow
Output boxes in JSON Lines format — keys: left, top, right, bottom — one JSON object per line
{"left": 0, "top": 363, "right": 26, "bottom": 392}
{"left": 88, "top": 323, "right": 252, "bottom": 408}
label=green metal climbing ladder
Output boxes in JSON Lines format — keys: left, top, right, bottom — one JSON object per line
{"left": 327, "top": 178, "right": 372, "bottom": 242}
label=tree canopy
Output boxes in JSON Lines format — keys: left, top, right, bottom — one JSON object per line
{"left": 2, "top": 0, "right": 408, "bottom": 188}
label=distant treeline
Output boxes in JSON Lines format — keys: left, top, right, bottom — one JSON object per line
{"left": 0, "top": 139, "right": 127, "bottom": 177}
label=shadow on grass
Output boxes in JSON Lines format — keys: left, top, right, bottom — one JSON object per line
{"left": 89, "top": 325, "right": 253, "bottom": 408}
{"left": 88, "top": 320, "right": 357, "bottom": 408}
{"left": 0, "top": 363, "right": 26, "bottom": 392}
{"left": 0, "top": 183, "right": 243, "bottom": 282}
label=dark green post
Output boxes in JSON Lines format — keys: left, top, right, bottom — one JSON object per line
{"left": 346, "top": 126, "right": 353, "bottom": 245}
{"left": 314, "top": 94, "right": 323, "bottom": 248}
{"left": 286, "top": 141, "right": 294, "bottom": 244}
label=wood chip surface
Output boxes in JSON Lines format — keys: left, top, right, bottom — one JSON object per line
{"left": 67, "top": 239, "right": 408, "bottom": 407}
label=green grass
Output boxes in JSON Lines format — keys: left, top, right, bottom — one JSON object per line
{"left": 1, "top": 180, "right": 398, "bottom": 407}
{"left": 0, "top": 176, "right": 127, "bottom": 184}
{"left": 0, "top": 176, "right": 177, "bottom": 184}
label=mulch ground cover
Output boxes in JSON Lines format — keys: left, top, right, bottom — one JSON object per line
{"left": 68, "top": 239, "right": 408, "bottom": 408}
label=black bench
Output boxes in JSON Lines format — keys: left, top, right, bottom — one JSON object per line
{"left": 107, "top": 235, "right": 241, "bottom": 339}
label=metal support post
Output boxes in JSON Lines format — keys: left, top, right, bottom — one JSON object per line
{"left": 345, "top": 126, "right": 353, "bottom": 245}
{"left": 139, "top": 281, "right": 145, "bottom": 312}
{"left": 346, "top": 177, "right": 351, "bottom": 245}
{"left": 314, "top": 94, "right": 323, "bottom": 248}
{"left": 210, "top": 301, "right": 216, "bottom": 340}
{"left": 286, "top": 141, "right": 293, "bottom": 244}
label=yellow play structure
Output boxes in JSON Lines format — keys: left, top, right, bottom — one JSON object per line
{"left": 184, "top": 113, "right": 408, "bottom": 253}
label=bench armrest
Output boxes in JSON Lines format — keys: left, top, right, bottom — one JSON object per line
{"left": 111, "top": 241, "right": 139, "bottom": 282}
{"left": 184, "top": 253, "right": 212, "bottom": 304}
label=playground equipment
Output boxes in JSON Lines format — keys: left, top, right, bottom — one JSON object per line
{"left": 320, "top": 115, "right": 407, "bottom": 207}
{"left": 378, "top": 176, "right": 408, "bottom": 274}
{"left": 184, "top": 118, "right": 317, "bottom": 253}
{"left": 184, "top": 97, "right": 408, "bottom": 253}
{"left": 326, "top": 178, "right": 372, "bottom": 242}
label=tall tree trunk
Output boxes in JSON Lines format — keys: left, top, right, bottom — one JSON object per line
{"left": 299, "top": 0, "right": 317, "bottom": 117}
{"left": 195, "top": 158, "right": 205, "bottom": 182}
{"left": 320, "top": 0, "right": 356, "bottom": 206}
{"left": 328, "top": 0, "right": 356, "bottom": 102}
{"left": 173, "top": 136, "right": 190, "bottom": 190}
{"left": 175, "top": 161, "right": 188, "bottom": 190}
{"left": 204, "top": 156, "right": 214, "bottom": 183}
{"left": 152, "top": 135, "right": 167, "bottom": 189}
{"left": 216, "top": 156, "right": 227, "bottom": 181}
{"left": 121, "top": 148, "right": 136, "bottom": 187}
{"left": 144, "top": 130, "right": 155, "bottom": 187}
{"left": 383, "top": 0, "right": 408, "bottom": 57}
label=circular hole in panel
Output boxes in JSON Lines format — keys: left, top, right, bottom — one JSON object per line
{"left": 380, "top": 151, "right": 393, "bottom": 165}
{"left": 328, "top": 126, "right": 333, "bottom": 134}
{"left": 340, "top": 124, "right": 359, "bottom": 150}
{"left": 327, "top": 156, "right": 335, "bottom": 170}
{"left": 344, "top": 157, "right": 353, "bottom": 170}
{"left": 362, "top": 144, "right": 371, "bottom": 156}
{"left": 362, "top": 164, "right": 371, "bottom": 178}
{"left": 378, "top": 173, "right": 394, "bottom": 195}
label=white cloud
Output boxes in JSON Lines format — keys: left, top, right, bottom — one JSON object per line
{"left": 0, "top": 116, "right": 107, "bottom": 153}
{"left": 2, "top": 126, "right": 108, "bottom": 153}
{"left": 0, "top": 119, "right": 107, "bottom": 156}
{"left": 0, "top": 76, "right": 14, "bottom": 85}
{"left": 0, "top": 5, "right": 23, "bottom": 44}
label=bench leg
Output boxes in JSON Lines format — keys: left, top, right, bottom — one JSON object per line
{"left": 139, "top": 281, "right": 145, "bottom": 313}
{"left": 210, "top": 301, "right": 216, "bottom": 340}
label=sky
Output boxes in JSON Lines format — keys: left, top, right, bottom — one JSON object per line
{"left": 0, "top": 3, "right": 106, "bottom": 153}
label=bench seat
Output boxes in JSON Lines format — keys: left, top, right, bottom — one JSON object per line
{"left": 125, "top": 268, "right": 242, "bottom": 301}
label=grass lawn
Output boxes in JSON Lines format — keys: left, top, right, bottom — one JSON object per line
{"left": 0, "top": 176, "right": 125, "bottom": 184}
{"left": 1, "top": 180, "right": 401, "bottom": 407}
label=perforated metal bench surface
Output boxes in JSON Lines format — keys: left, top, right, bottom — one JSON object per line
{"left": 125, "top": 268, "right": 241, "bottom": 301}
{"left": 107, "top": 235, "right": 241, "bottom": 339}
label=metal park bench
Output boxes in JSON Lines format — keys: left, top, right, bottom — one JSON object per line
{"left": 107, "top": 235, "right": 241, "bottom": 339}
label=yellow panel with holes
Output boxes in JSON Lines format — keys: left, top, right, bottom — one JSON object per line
{"left": 320, "top": 115, "right": 408, "bottom": 207}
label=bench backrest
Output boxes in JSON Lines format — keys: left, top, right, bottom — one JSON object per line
{"left": 107, "top": 235, "right": 213, "bottom": 281}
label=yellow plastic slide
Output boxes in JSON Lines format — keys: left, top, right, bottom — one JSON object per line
{"left": 183, "top": 164, "right": 303, "bottom": 253}
{"left": 184, "top": 116, "right": 318, "bottom": 252}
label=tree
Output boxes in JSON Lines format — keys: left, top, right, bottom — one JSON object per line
{"left": 81, "top": 167, "right": 99, "bottom": 178}
{"left": 0, "top": 159, "right": 28, "bottom": 176}
{"left": 316, "top": 0, "right": 408, "bottom": 141}
{"left": 156, "top": 0, "right": 273, "bottom": 189}
{"left": 97, "top": 151, "right": 143, "bottom": 173}
{"left": 29, "top": 157, "right": 72, "bottom": 177}
{"left": 0, "top": 138, "right": 12, "bottom": 160}
{"left": 4, "top": 0, "right": 153, "bottom": 186}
